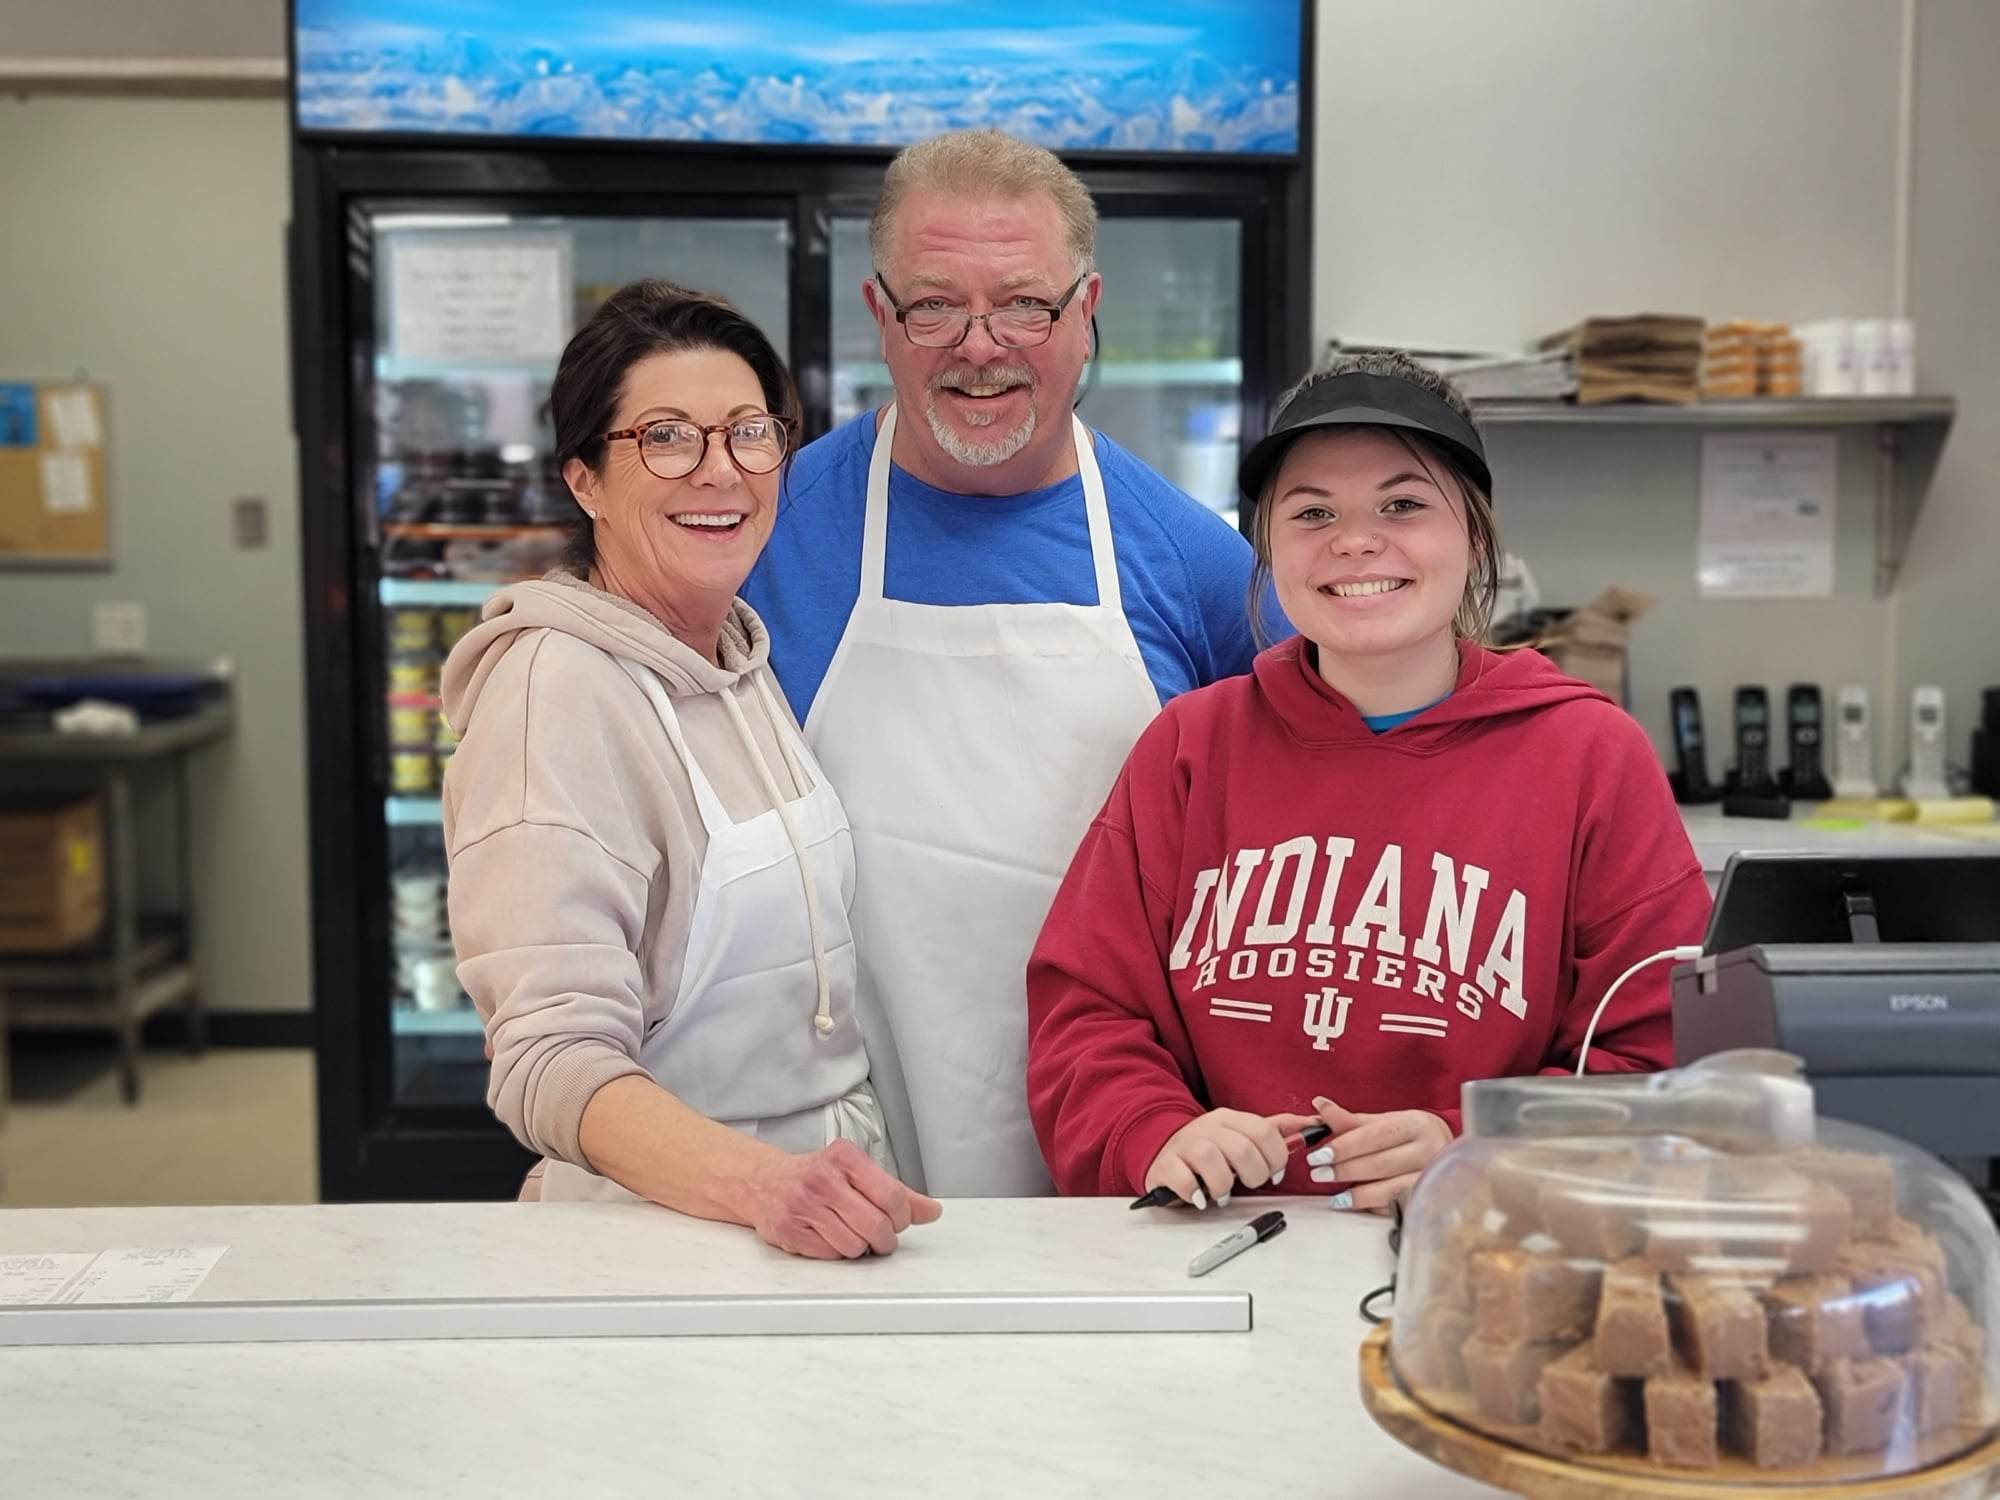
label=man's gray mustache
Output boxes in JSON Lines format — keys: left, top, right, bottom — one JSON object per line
{"left": 930, "top": 366, "right": 1038, "bottom": 391}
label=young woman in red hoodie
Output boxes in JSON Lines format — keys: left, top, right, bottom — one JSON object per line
{"left": 1026, "top": 351, "right": 1709, "bottom": 1212}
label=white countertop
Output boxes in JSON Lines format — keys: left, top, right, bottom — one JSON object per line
{"left": 1678, "top": 805, "right": 1992, "bottom": 875}
{"left": 0, "top": 1198, "right": 1502, "bottom": 1500}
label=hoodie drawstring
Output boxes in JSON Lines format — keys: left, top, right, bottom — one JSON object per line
{"left": 719, "top": 678, "right": 835, "bottom": 1039}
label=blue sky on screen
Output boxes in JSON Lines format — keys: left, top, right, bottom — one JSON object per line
{"left": 294, "top": 0, "right": 1301, "bottom": 151}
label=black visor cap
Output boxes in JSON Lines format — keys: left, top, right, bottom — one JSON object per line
{"left": 1237, "top": 372, "right": 1493, "bottom": 508}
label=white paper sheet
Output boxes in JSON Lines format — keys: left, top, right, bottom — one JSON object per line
{"left": 389, "top": 236, "right": 571, "bottom": 361}
{"left": 1696, "top": 433, "right": 1838, "bottom": 598}
{"left": 38, "top": 451, "right": 92, "bottom": 514}
{"left": 0, "top": 1247, "right": 230, "bottom": 1305}
{"left": 0, "top": 1253, "right": 100, "bottom": 1306}
{"left": 44, "top": 387, "right": 103, "bottom": 448}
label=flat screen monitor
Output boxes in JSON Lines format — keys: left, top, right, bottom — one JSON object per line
{"left": 293, "top": 0, "right": 1305, "bottom": 155}
{"left": 1705, "top": 850, "right": 2000, "bottom": 953}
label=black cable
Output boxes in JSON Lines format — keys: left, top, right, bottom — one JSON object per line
{"left": 1356, "top": 1197, "right": 1405, "bottom": 1325}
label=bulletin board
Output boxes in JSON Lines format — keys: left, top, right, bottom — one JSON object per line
{"left": 0, "top": 382, "right": 109, "bottom": 564}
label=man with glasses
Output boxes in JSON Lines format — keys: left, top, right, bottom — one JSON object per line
{"left": 744, "top": 128, "right": 1261, "bottom": 1198}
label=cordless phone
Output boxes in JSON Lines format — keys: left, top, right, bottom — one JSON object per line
{"left": 1668, "top": 686, "right": 1718, "bottom": 803}
{"left": 1831, "top": 685, "right": 1877, "bottom": 799}
{"left": 1723, "top": 685, "right": 1791, "bottom": 818}
{"left": 1733, "top": 686, "right": 1775, "bottom": 790}
{"left": 1784, "top": 684, "right": 1833, "bottom": 800}
{"left": 1904, "top": 685, "right": 1951, "bottom": 800}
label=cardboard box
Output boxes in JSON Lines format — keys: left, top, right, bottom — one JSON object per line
{"left": 0, "top": 796, "right": 104, "bottom": 952}
{"left": 1539, "top": 587, "right": 1655, "bottom": 704}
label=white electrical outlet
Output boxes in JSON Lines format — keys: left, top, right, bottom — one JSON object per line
{"left": 92, "top": 601, "right": 148, "bottom": 654}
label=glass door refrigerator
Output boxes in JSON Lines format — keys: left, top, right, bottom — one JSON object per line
{"left": 291, "top": 6, "right": 1313, "bottom": 1201}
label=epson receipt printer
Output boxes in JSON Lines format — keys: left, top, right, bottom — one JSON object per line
{"left": 1672, "top": 849, "right": 2000, "bottom": 1176}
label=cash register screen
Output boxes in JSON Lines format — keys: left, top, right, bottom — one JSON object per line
{"left": 1705, "top": 851, "right": 2000, "bottom": 953}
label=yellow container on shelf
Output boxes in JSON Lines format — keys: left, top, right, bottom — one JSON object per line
{"left": 386, "top": 608, "right": 437, "bottom": 653}
{"left": 386, "top": 699, "right": 433, "bottom": 746}
{"left": 436, "top": 608, "right": 478, "bottom": 651}
{"left": 386, "top": 654, "right": 440, "bottom": 696}
{"left": 389, "top": 749, "right": 436, "bottom": 794}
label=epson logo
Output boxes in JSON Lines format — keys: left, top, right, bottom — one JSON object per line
{"left": 1889, "top": 993, "right": 1949, "bottom": 1013}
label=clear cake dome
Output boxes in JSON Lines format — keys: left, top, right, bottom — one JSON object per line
{"left": 1386, "top": 1051, "right": 1998, "bottom": 1484}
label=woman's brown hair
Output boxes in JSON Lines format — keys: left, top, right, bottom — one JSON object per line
{"left": 548, "top": 279, "right": 802, "bottom": 576}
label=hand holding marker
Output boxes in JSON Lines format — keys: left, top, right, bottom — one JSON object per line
{"left": 1129, "top": 1120, "right": 1334, "bottom": 1209}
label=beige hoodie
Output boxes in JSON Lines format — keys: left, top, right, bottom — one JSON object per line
{"left": 440, "top": 572, "right": 812, "bottom": 1166}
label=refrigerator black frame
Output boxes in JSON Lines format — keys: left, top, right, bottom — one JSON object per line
{"left": 293, "top": 12, "right": 1316, "bottom": 1202}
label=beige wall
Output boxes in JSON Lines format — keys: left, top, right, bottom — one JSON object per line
{"left": 0, "top": 95, "right": 309, "bottom": 1014}
{"left": 1900, "top": 0, "right": 2000, "bottom": 768}
{"left": 0, "top": 0, "right": 283, "bottom": 60}
{"left": 1311, "top": 0, "right": 1999, "bottom": 771}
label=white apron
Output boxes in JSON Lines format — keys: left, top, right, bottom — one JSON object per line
{"left": 540, "top": 660, "right": 890, "bottom": 1202}
{"left": 803, "top": 406, "right": 1160, "bottom": 1195}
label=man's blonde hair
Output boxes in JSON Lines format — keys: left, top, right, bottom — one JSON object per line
{"left": 869, "top": 128, "right": 1098, "bottom": 278}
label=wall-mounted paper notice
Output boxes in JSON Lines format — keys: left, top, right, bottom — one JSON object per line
{"left": 39, "top": 452, "right": 92, "bottom": 514}
{"left": 45, "top": 387, "right": 103, "bottom": 449}
{"left": 1697, "top": 432, "right": 1838, "bottom": 599}
{"left": 389, "top": 237, "right": 571, "bottom": 362}
{"left": 1, "top": 1248, "right": 229, "bottom": 1304}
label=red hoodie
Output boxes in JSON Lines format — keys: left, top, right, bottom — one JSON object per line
{"left": 1026, "top": 637, "right": 1710, "bottom": 1197}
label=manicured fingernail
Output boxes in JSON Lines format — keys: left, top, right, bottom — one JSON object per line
{"left": 1305, "top": 1146, "right": 1334, "bottom": 1168}
{"left": 1313, "top": 1096, "right": 1335, "bottom": 1111}
{"left": 1217, "top": 1192, "right": 1231, "bottom": 1208}
{"left": 1310, "top": 1165, "right": 1337, "bottom": 1184}
{"left": 1272, "top": 1165, "right": 1284, "bottom": 1185}
{"left": 1328, "top": 1190, "right": 1355, "bottom": 1210}
{"left": 1192, "top": 1187, "right": 1208, "bottom": 1211}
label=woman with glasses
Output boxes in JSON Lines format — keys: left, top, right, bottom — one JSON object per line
{"left": 440, "top": 280, "right": 941, "bottom": 1258}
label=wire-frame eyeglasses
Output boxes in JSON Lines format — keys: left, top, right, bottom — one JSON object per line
{"left": 873, "top": 272, "right": 1088, "bottom": 349}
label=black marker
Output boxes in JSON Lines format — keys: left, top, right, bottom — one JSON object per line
{"left": 1188, "top": 1210, "right": 1287, "bottom": 1277}
{"left": 1128, "top": 1122, "right": 1332, "bottom": 1209}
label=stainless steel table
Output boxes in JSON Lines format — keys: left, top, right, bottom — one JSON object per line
{"left": 0, "top": 701, "right": 233, "bottom": 1102}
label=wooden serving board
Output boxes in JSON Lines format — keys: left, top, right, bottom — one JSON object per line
{"left": 1358, "top": 1324, "right": 2000, "bottom": 1499}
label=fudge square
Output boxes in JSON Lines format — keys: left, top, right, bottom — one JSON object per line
{"left": 1472, "top": 1249, "right": 1599, "bottom": 1344}
{"left": 1834, "top": 1235, "right": 1945, "bottom": 1356}
{"left": 1901, "top": 1343, "right": 1969, "bottom": 1435}
{"left": 1540, "top": 1176, "right": 1649, "bottom": 1261}
{"left": 1764, "top": 1276, "right": 1871, "bottom": 1371}
{"left": 1465, "top": 1334, "right": 1575, "bottom": 1426}
{"left": 1594, "top": 1259, "right": 1672, "bottom": 1377}
{"left": 1667, "top": 1272, "right": 1770, "bottom": 1380}
{"left": 1395, "top": 1302, "right": 1473, "bottom": 1393}
{"left": 1794, "top": 1147, "right": 1897, "bottom": 1240}
{"left": 1815, "top": 1356, "right": 1909, "bottom": 1456}
{"left": 1643, "top": 1360, "right": 1721, "bottom": 1468}
{"left": 1724, "top": 1364, "right": 1825, "bottom": 1469}
{"left": 1537, "top": 1344, "right": 1639, "bottom": 1456}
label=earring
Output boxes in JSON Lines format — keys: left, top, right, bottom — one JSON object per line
{"left": 584, "top": 509, "right": 598, "bottom": 520}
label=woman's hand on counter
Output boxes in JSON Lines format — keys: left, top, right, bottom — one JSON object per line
{"left": 1143, "top": 1109, "right": 1319, "bottom": 1208}
{"left": 1305, "top": 1096, "right": 1451, "bottom": 1214}
{"left": 746, "top": 1139, "right": 943, "bottom": 1260}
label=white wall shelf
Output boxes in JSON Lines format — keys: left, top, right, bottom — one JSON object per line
{"left": 1472, "top": 395, "right": 1956, "bottom": 597}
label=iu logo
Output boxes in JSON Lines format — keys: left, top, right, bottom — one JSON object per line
{"left": 1303, "top": 987, "right": 1353, "bottom": 1052}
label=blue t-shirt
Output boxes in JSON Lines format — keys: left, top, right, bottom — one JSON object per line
{"left": 744, "top": 412, "right": 1261, "bottom": 721}
{"left": 1362, "top": 695, "right": 1452, "bottom": 734}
